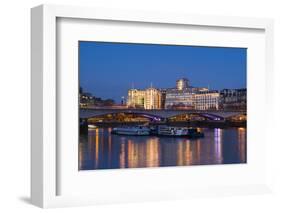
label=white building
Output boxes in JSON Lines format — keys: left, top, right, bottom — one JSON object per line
{"left": 193, "top": 91, "right": 220, "bottom": 110}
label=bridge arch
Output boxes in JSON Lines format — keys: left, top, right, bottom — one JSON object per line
{"left": 167, "top": 112, "right": 225, "bottom": 121}
{"left": 224, "top": 113, "right": 247, "bottom": 121}
{"left": 86, "top": 112, "right": 164, "bottom": 122}
{"left": 80, "top": 108, "right": 246, "bottom": 121}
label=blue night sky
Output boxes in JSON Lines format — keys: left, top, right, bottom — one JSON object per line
{"left": 79, "top": 41, "right": 246, "bottom": 103}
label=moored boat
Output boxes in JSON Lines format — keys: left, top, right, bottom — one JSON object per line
{"left": 111, "top": 125, "right": 150, "bottom": 136}
{"left": 88, "top": 124, "right": 97, "bottom": 130}
{"left": 186, "top": 128, "right": 205, "bottom": 138}
{"left": 155, "top": 125, "right": 204, "bottom": 138}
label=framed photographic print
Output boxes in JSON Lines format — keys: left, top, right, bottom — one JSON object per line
{"left": 31, "top": 4, "right": 274, "bottom": 208}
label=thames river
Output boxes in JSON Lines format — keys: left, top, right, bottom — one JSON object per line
{"left": 79, "top": 127, "right": 246, "bottom": 170}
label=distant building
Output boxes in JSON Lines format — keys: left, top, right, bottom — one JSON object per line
{"left": 176, "top": 78, "right": 189, "bottom": 90}
{"left": 127, "top": 87, "right": 162, "bottom": 109}
{"left": 144, "top": 87, "right": 162, "bottom": 109}
{"left": 164, "top": 78, "right": 194, "bottom": 109}
{"left": 79, "top": 92, "right": 95, "bottom": 107}
{"left": 159, "top": 89, "right": 167, "bottom": 109}
{"left": 191, "top": 87, "right": 209, "bottom": 93}
{"left": 79, "top": 87, "right": 116, "bottom": 107}
{"left": 127, "top": 89, "right": 145, "bottom": 108}
{"left": 121, "top": 96, "right": 126, "bottom": 105}
{"left": 219, "top": 89, "right": 246, "bottom": 110}
{"left": 193, "top": 90, "right": 220, "bottom": 110}
{"left": 165, "top": 88, "right": 194, "bottom": 109}
{"left": 126, "top": 77, "right": 246, "bottom": 111}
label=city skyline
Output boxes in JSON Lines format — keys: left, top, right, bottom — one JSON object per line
{"left": 79, "top": 41, "right": 247, "bottom": 102}
{"left": 79, "top": 41, "right": 247, "bottom": 170}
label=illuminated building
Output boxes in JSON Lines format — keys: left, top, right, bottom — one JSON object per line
{"left": 191, "top": 87, "right": 209, "bottom": 93}
{"left": 165, "top": 88, "right": 194, "bottom": 109}
{"left": 193, "top": 90, "right": 220, "bottom": 110}
{"left": 79, "top": 87, "right": 116, "bottom": 108}
{"left": 79, "top": 92, "right": 95, "bottom": 107}
{"left": 165, "top": 78, "right": 194, "bottom": 109}
{"left": 126, "top": 77, "right": 245, "bottom": 111}
{"left": 127, "top": 89, "right": 145, "bottom": 108}
{"left": 127, "top": 87, "right": 161, "bottom": 109}
{"left": 219, "top": 88, "right": 246, "bottom": 110}
{"left": 176, "top": 78, "right": 189, "bottom": 90}
{"left": 144, "top": 87, "right": 162, "bottom": 109}
{"left": 159, "top": 89, "right": 167, "bottom": 109}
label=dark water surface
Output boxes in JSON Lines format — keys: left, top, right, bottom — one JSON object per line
{"left": 79, "top": 127, "right": 246, "bottom": 170}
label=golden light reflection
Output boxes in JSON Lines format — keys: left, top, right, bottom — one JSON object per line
{"left": 119, "top": 138, "right": 126, "bottom": 168}
{"left": 95, "top": 128, "right": 99, "bottom": 168}
{"left": 176, "top": 140, "right": 192, "bottom": 166}
{"left": 87, "top": 134, "right": 93, "bottom": 159}
{"left": 196, "top": 140, "right": 201, "bottom": 162}
{"left": 238, "top": 127, "right": 246, "bottom": 162}
{"left": 127, "top": 139, "right": 139, "bottom": 168}
{"left": 177, "top": 142, "right": 184, "bottom": 166}
{"left": 146, "top": 137, "right": 160, "bottom": 167}
{"left": 78, "top": 142, "right": 84, "bottom": 170}
{"left": 100, "top": 128, "right": 104, "bottom": 153}
{"left": 108, "top": 128, "right": 112, "bottom": 165}
{"left": 184, "top": 141, "right": 192, "bottom": 165}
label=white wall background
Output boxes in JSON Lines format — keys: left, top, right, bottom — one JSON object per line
{"left": 0, "top": 0, "right": 280, "bottom": 212}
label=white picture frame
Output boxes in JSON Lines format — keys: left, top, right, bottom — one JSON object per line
{"left": 31, "top": 4, "right": 274, "bottom": 208}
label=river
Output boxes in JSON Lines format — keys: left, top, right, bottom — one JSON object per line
{"left": 79, "top": 127, "right": 246, "bottom": 170}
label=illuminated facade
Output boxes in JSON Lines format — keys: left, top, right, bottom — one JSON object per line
{"left": 165, "top": 78, "right": 194, "bottom": 109}
{"left": 165, "top": 88, "right": 194, "bottom": 109}
{"left": 127, "top": 89, "right": 145, "bottom": 108}
{"left": 127, "top": 88, "right": 161, "bottom": 109}
{"left": 191, "top": 87, "right": 209, "bottom": 93}
{"left": 219, "top": 88, "right": 246, "bottom": 110}
{"left": 193, "top": 91, "right": 220, "bottom": 110}
{"left": 176, "top": 78, "right": 189, "bottom": 90}
{"left": 127, "top": 78, "right": 245, "bottom": 111}
{"left": 144, "top": 87, "right": 162, "bottom": 109}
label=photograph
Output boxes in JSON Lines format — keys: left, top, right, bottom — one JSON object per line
{"left": 78, "top": 41, "right": 247, "bottom": 170}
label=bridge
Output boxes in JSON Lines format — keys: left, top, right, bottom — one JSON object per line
{"left": 80, "top": 108, "right": 246, "bottom": 121}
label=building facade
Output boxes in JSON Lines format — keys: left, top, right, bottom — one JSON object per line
{"left": 127, "top": 89, "right": 145, "bottom": 108}
{"left": 219, "top": 89, "right": 247, "bottom": 110}
{"left": 164, "top": 88, "right": 194, "bottom": 109}
{"left": 127, "top": 88, "right": 162, "bottom": 109}
{"left": 193, "top": 90, "right": 220, "bottom": 110}
{"left": 176, "top": 78, "right": 189, "bottom": 90}
{"left": 127, "top": 78, "right": 246, "bottom": 111}
{"left": 144, "top": 87, "right": 162, "bottom": 109}
{"left": 164, "top": 78, "right": 194, "bottom": 109}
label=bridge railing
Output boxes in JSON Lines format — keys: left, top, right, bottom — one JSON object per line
{"left": 80, "top": 107, "right": 246, "bottom": 113}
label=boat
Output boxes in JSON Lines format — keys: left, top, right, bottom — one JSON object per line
{"left": 186, "top": 128, "right": 205, "bottom": 138}
{"left": 155, "top": 125, "right": 204, "bottom": 138}
{"left": 111, "top": 125, "right": 150, "bottom": 136}
{"left": 156, "top": 125, "right": 188, "bottom": 136}
{"left": 88, "top": 124, "right": 97, "bottom": 130}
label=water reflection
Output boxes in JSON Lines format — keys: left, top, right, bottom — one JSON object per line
{"left": 79, "top": 127, "right": 247, "bottom": 170}
{"left": 238, "top": 127, "right": 246, "bottom": 163}
{"left": 214, "top": 128, "right": 223, "bottom": 164}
